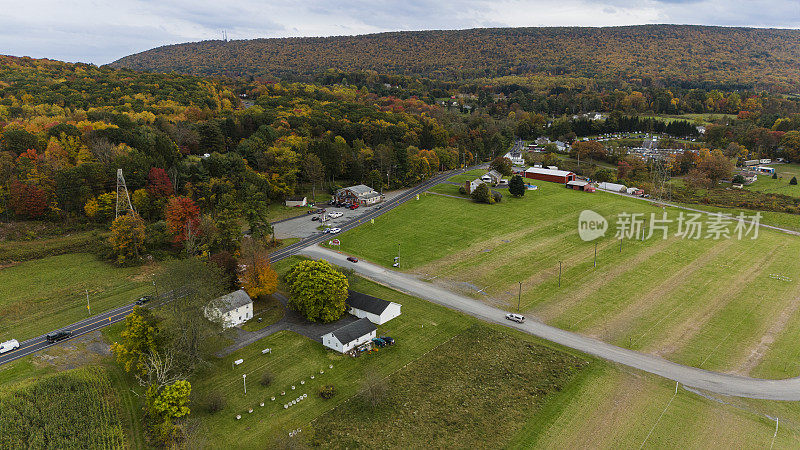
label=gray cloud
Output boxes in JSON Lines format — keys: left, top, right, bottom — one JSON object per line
{"left": 2, "top": 0, "right": 799, "bottom": 65}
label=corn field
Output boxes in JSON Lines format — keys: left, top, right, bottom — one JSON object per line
{"left": 0, "top": 367, "right": 126, "bottom": 449}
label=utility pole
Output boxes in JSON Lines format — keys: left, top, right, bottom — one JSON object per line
{"left": 243, "top": 374, "right": 247, "bottom": 395}
{"left": 594, "top": 242, "right": 597, "bottom": 268}
{"left": 86, "top": 289, "right": 90, "bottom": 315}
{"left": 558, "top": 261, "right": 562, "bottom": 287}
{"left": 517, "top": 281, "right": 522, "bottom": 312}
{"left": 152, "top": 275, "right": 159, "bottom": 299}
{"left": 397, "top": 243, "right": 401, "bottom": 268}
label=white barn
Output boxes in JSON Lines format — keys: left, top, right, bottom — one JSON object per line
{"left": 321, "top": 318, "right": 377, "bottom": 353}
{"left": 346, "top": 290, "right": 402, "bottom": 325}
{"left": 205, "top": 289, "right": 253, "bottom": 328}
{"left": 598, "top": 182, "right": 628, "bottom": 192}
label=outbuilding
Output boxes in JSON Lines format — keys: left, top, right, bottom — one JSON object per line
{"left": 598, "top": 182, "right": 628, "bottom": 192}
{"left": 481, "top": 170, "right": 503, "bottom": 185}
{"left": 346, "top": 290, "right": 402, "bottom": 325}
{"left": 333, "top": 185, "right": 384, "bottom": 206}
{"left": 285, "top": 196, "right": 307, "bottom": 207}
{"left": 205, "top": 289, "right": 253, "bottom": 328}
{"left": 321, "top": 318, "right": 377, "bottom": 353}
{"left": 566, "top": 180, "right": 595, "bottom": 192}
{"left": 626, "top": 187, "right": 644, "bottom": 196}
{"left": 464, "top": 178, "right": 485, "bottom": 194}
{"left": 524, "top": 167, "right": 576, "bottom": 184}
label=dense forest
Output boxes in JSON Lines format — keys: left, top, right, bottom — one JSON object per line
{"left": 112, "top": 25, "right": 800, "bottom": 93}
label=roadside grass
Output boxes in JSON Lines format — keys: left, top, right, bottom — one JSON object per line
{"left": 334, "top": 180, "right": 800, "bottom": 380}
{"left": 310, "top": 324, "right": 586, "bottom": 448}
{"left": 190, "top": 274, "right": 475, "bottom": 448}
{"left": 0, "top": 253, "right": 155, "bottom": 341}
{"left": 267, "top": 193, "right": 331, "bottom": 223}
{"left": 673, "top": 202, "right": 800, "bottom": 233}
{"left": 240, "top": 295, "right": 284, "bottom": 332}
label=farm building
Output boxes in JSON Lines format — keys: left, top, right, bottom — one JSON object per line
{"left": 346, "top": 290, "right": 402, "bottom": 325}
{"left": 598, "top": 182, "right": 628, "bottom": 192}
{"left": 464, "top": 178, "right": 485, "bottom": 194}
{"left": 481, "top": 170, "right": 503, "bottom": 185}
{"left": 566, "top": 180, "right": 596, "bottom": 192}
{"left": 285, "top": 196, "right": 307, "bottom": 207}
{"left": 524, "top": 167, "right": 576, "bottom": 184}
{"left": 333, "top": 185, "right": 384, "bottom": 206}
{"left": 321, "top": 318, "right": 377, "bottom": 353}
{"left": 205, "top": 289, "right": 253, "bottom": 328}
{"left": 744, "top": 159, "right": 760, "bottom": 167}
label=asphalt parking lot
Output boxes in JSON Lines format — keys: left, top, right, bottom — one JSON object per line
{"left": 273, "top": 189, "right": 408, "bottom": 239}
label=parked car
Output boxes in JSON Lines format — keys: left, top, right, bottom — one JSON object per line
{"left": 349, "top": 204, "right": 359, "bottom": 210}
{"left": 505, "top": 313, "right": 525, "bottom": 323}
{"left": 371, "top": 338, "right": 386, "bottom": 348}
{"left": 311, "top": 216, "right": 319, "bottom": 221}
{"left": 329, "top": 212, "right": 343, "bottom": 218}
{"left": 347, "top": 256, "right": 358, "bottom": 263}
{"left": 380, "top": 336, "right": 395, "bottom": 345}
{"left": 0, "top": 339, "right": 20, "bottom": 354}
{"left": 46, "top": 330, "right": 72, "bottom": 343}
{"left": 328, "top": 228, "right": 341, "bottom": 234}
{"left": 135, "top": 295, "right": 152, "bottom": 305}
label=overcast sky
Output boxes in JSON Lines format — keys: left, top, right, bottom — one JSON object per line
{"left": 3, "top": 0, "right": 799, "bottom": 65}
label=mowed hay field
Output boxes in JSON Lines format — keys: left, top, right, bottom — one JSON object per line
{"left": 0, "top": 253, "right": 155, "bottom": 341}
{"left": 746, "top": 163, "right": 800, "bottom": 197}
{"left": 336, "top": 179, "right": 800, "bottom": 380}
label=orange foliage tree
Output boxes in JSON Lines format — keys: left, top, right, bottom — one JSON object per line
{"left": 237, "top": 238, "right": 278, "bottom": 299}
{"left": 164, "top": 196, "right": 201, "bottom": 245}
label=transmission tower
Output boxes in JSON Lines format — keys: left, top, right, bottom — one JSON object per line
{"left": 115, "top": 169, "right": 136, "bottom": 218}
{"left": 650, "top": 154, "right": 671, "bottom": 203}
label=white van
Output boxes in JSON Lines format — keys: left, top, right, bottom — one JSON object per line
{"left": 0, "top": 339, "right": 20, "bottom": 354}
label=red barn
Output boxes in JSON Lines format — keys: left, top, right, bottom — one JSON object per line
{"left": 524, "top": 167, "right": 576, "bottom": 184}
{"left": 567, "top": 180, "right": 596, "bottom": 192}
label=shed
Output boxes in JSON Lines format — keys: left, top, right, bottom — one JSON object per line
{"left": 285, "top": 196, "right": 307, "bottom": 207}
{"left": 205, "top": 289, "right": 253, "bottom": 328}
{"left": 481, "top": 170, "right": 503, "bottom": 185}
{"left": 598, "top": 182, "right": 628, "bottom": 192}
{"left": 321, "top": 318, "right": 377, "bottom": 353}
{"left": 524, "top": 167, "right": 576, "bottom": 184}
{"left": 346, "top": 290, "right": 402, "bottom": 325}
{"left": 566, "top": 180, "right": 595, "bottom": 192}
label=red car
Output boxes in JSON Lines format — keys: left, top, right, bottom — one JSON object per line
{"left": 347, "top": 256, "right": 359, "bottom": 263}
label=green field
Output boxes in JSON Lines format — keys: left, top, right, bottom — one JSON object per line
{"left": 446, "top": 168, "right": 489, "bottom": 183}
{"left": 0, "top": 366, "right": 126, "bottom": 449}
{"left": 0, "top": 253, "right": 155, "bottom": 341}
{"left": 335, "top": 181, "right": 800, "bottom": 381}
{"left": 746, "top": 163, "right": 800, "bottom": 197}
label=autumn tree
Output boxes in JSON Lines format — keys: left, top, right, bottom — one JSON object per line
{"left": 147, "top": 167, "right": 174, "bottom": 198}
{"left": 165, "top": 196, "right": 201, "bottom": 248}
{"left": 285, "top": 259, "right": 348, "bottom": 323}
{"left": 238, "top": 238, "right": 278, "bottom": 299}
{"left": 508, "top": 175, "right": 526, "bottom": 197}
{"left": 109, "top": 214, "right": 146, "bottom": 264}
{"left": 8, "top": 180, "right": 48, "bottom": 218}
{"left": 490, "top": 156, "right": 513, "bottom": 176}
{"left": 697, "top": 149, "right": 734, "bottom": 186}
{"left": 111, "top": 307, "right": 162, "bottom": 376}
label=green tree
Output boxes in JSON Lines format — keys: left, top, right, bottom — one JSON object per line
{"left": 285, "top": 260, "right": 349, "bottom": 323}
{"left": 151, "top": 380, "right": 192, "bottom": 419}
{"left": 508, "top": 175, "right": 526, "bottom": 197}
{"left": 490, "top": 156, "right": 513, "bottom": 176}
{"left": 470, "top": 182, "right": 494, "bottom": 204}
{"left": 111, "top": 307, "right": 161, "bottom": 376}
{"left": 108, "top": 214, "right": 146, "bottom": 264}
{"left": 791, "top": 176, "right": 798, "bottom": 185}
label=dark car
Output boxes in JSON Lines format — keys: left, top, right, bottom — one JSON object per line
{"left": 371, "top": 338, "right": 386, "bottom": 348}
{"left": 46, "top": 330, "right": 72, "bottom": 343}
{"left": 311, "top": 216, "right": 319, "bottom": 221}
{"left": 380, "top": 336, "right": 395, "bottom": 345}
{"left": 347, "top": 256, "right": 359, "bottom": 263}
{"left": 135, "top": 295, "right": 152, "bottom": 305}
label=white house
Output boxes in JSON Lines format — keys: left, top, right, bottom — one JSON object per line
{"left": 333, "top": 185, "right": 384, "bottom": 206}
{"left": 503, "top": 150, "right": 524, "bottom": 165}
{"left": 321, "top": 318, "right": 377, "bottom": 353}
{"left": 346, "top": 290, "right": 402, "bottom": 325}
{"left": 481, "top": 170, "right": 503, "bottom": 185}
{"left": 205, "top": 289, "right": 253, "bottom": 328}
{"left": 285, "top": 196, "right": 307, "bottom": 207}
{"left": 464, "top": 178, "right": 485, "bottom": 194}
{"left": 598, "top": 182, "right": 628, "bottom": 192}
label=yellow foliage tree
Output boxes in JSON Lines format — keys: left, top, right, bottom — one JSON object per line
{"left": 109, "top": 214, "right": 146, "bottom": 264}
{"left": 238, "top": 238, "right": 278, "bottom": 299}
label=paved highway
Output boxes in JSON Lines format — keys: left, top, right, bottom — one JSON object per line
{"left": 302, "top": 245, "right": 800, "bottom": 401}
{"left": 0, "top": 165, "right": 481, "bottom": 366}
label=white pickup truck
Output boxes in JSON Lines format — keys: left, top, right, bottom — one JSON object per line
{"left": 0, "top": 339, "right": 20, "bottom": 354}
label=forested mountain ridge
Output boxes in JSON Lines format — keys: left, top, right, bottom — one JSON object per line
{"left": 111, "top": 25, "right": 800, "bottom": 92}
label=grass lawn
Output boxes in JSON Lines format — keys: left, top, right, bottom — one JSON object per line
{"left": 746, "top": 163, "right": 800, "bottom": 197}
{"left": 240, "top": 295, "right": 285, "bottom": 332}
{"left": 0, "top": 229, "right": 102, "bottom": 263}
{"left": 334, "top": 180, "right": 800, "bottom": 382}
{"left": 0, "top": 253, "right": 156, "bottom": 341}
{"left": 266, "top": 193, "right": 332, "bottom": 223}
{"left": 447, "top": 168, "right": 489, "bottom": 183}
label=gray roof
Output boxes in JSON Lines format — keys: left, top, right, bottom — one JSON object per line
{"left": 337, "top": 184, "right": 376, "bottom": 197}
{"left": 487, "top": 170, "right": 502, "bottom": 178}
{"left": 347, "top": 290, "right": 392, "bottom": 315}
{"left": 567, "top": 180, "right": 589, "bottom": 187}
{"left": 215, "top": 289, "right": 252, "bottom": 313}
{"left": 362, "top": 192, "right": 382, "bottom": 199}
{"left": 330, "top": 318, "right": 376, "bottom": 344}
